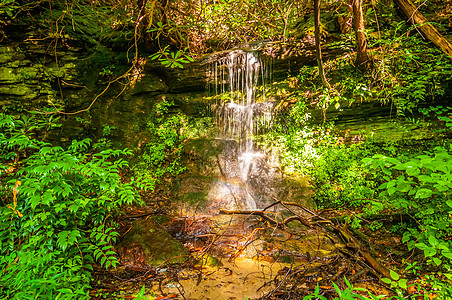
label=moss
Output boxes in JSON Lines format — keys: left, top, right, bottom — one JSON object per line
{"left": 0, "top": 85, "right": 36, "bottom": 98}
{"left": 182, "top": 191, "right": 209, "bottom": 206}
{"left": 183, "top": 138, "right": 224, "bottom": 159}
{"left": 118, "top": 219, "right": 188, "bottom": 266}
{"left": 195, "top": 254, "right": 223, "bottom": 267}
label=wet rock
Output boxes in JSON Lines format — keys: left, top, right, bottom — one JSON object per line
{"left": 129, "top": 73, "right": 169, "bottom": 96}
{"left": 196, "top": 254, "right": 223, "bottom": 267}
{"left": 117, "top": 219, "right": 188, "bottom": 266}
{"left": 178, "top": 137, "right": 314, "bottom": 212}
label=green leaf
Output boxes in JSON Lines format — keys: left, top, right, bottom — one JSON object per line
{"left": 381, "top": 277, "right": 392, "bottom": 284}
{"left": 85, "top": 264, "right": 93, "bottom": 271}
{"left": 415, "top": 188, "right": 433, "bottom": 199}
{"left": 390, "top": 270, "right": 399, "bottom": 281}
{"left": 398, "top": 278, "right": 408, "bottom": 289}
{"left": 438, "top": 220, "right": 448, "bottom": 230}
{"left": 386, "top": 157, "right": 400, "bottom": 164}
{"left": 433, "top": 257, "right": 442, "bottom": 266}
{"left": 100, "top": 256, "right": 107, "bottom": 266}
{"left": 344, "top": 276, "right": 352, "bottom": 289}
{"left": 402, "top": 232, "right": 411, "bottom": 243}
{"left": 393, "top": 164, "right": 407, "bottom": 170}
{"left": 408, "top": 240, "right": 416, "bottom": 250}
{"left": 388, "top": 186, "right": 397, "bottom": 195}
{"left": 429, "top": 235, "right": 439, "bottom": 247}
{"left": 442, "top": 251, "right": 452, "bottom": 259}
{"left": 424, "top": 247, "right": 437, "bottom": 257}
{"left": 382, "top": 168, "right": 392, "bottom": 176}
{"left": 378, "top": 182, "right": 387, "bottom": 189}
{"left": 415, "top": 242, "right": 428, "bottom": 250}
{"left": 332, "top": 282, "right": 342, "bottom": 296}
{"left": 94, "top": 250, "right": 102, "bottom": 261}
{"left": 406, "top": 167, "right": 420, "bottom": 176}
{"left": 396, "top": 181, "right": 412, "bottom": 192}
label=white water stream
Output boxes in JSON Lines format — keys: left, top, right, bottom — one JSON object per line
{"left": 207, "top": 50, "right": 272, "bottom": 209}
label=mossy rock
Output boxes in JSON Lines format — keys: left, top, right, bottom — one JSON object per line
{"left": 183, "top": 138, "right": 225, "bottom": 159}
{"left": 117, "top": 219, "right": 188, "bottom": 266}
{"left": 195, "top": 254, "right": 223, "bottom": 267}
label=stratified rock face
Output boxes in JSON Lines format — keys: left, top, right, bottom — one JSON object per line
{"left": 117, "top": 219, "right": 188, "bottom": 266}
{"left": 0, "top": 44, "right": 75, "bottom": 109}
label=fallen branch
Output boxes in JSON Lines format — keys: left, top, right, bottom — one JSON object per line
{"left": 220, "top": 202, "right": 396, "bottom": 281}
{"left": 219, "top": 208, "right": 313, "bottom": 228}
{"left": 394, "top": 0, "right": 452, "bottom": 59}
{"left": 333, "top": 225, "right": 392, "bottom": 279}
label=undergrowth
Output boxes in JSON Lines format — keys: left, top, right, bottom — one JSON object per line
{"left": 0, "top": 113, "right": 139, "bottom": 299}
{"left": 131, "top": 100, "right": 215, "bottom": 194}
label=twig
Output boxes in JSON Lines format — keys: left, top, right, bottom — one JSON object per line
{"left": 265, "top": 260, "right": 293, "bottom": 299}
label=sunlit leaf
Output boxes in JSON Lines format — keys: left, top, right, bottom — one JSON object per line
{"left": 415, "top": 188, "right": 433, "bottom": 199}
{"left": 390, "top": 270, "right": 399, "bottom": 281}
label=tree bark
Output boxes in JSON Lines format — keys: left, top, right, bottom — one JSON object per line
{"left": 313, "top": 0, "right": 330, "bottom": 88}
{"left": 394, "top": 0, "right": 452, "bottom": 59}
{"left": 351, "top": 0, "right": 370, "bottom": 70}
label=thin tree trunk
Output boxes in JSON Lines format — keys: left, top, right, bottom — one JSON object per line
{"left": 352, "top": 0, "right": 370, "bottom": 70}
{"left": 313, "top": 0, "right": 329, "bottom": 88}
{"left": 394, "top": 0, "right": 452, "bottom": 59}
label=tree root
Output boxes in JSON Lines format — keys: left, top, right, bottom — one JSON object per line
{"left": 220, "top": 201, "right": 395, "bottom": 281}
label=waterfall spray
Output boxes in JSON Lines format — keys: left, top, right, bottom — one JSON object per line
{"left": 207, "top": 50, "right": 271, "bottom": 209}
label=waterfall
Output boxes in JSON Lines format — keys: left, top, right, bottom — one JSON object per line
{"left": 206, "top": 50, "right": 272, "bottom": 209}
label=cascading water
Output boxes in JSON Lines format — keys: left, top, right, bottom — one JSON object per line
{"left": 207, "top": 50, "right": 272, "bottom": 209}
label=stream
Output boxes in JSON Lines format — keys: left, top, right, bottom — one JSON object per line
{"left": 94, "top": 49, "right": 410, "bottom": 300}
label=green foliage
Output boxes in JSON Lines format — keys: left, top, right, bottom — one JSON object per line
{"left": 371, "top": 25, "right": 452, "bottom": 115}
{"left": 132, "top": 100, "right": 215, "bottom": 192}
{"left": 365, "top": 145, "right": 452, "bottom": 278}
{"left": 419, "top": 105, "right": 452, "bottom": 131}
{"left": 133, "top": 101, "right": 186, "bottom": 191}
{"left": 259, "top": 102, "right": 380, "bottom": 209}
{"left": 310, "top": 143, "right": 378, "bottom": 209}
{"left": 150, "top": 46, "right": 194, "bottom": 69}
{"left": 99, "top": 65, "right": 116, "bottom": 79}
{"left": 381, "top": 270, "right": 408, "bottom": 297}
{"left": 303, "top": 277, "right": 384, "bottom": 300}
{"left": 102, "top": 125, "right": 116, "bottom": 137}
{"left": 0, "top": 113, "right": 138, "bottom": 299}
{"left": 292, "top": 22, "right": 452, "bottom": 118}
{"left": 171, "top": 0, "right": 308, "bottom": 52}
{"left": 0, "top": 0, "right": 18, "bottom": 19}
{"left": 258, "top": 125, "right": 324, "bottom": 176}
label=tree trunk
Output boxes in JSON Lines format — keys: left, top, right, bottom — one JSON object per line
{"left": 351, "top": 0, "right": 370, "bottom": 70}
{"left": 394, "top": 0, "right": 452, "bottom": 59}
{"left": 313, "top": 0, "right": 329, "bottom": 88}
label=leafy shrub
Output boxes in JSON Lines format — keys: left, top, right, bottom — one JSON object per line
{"left": 132, "top": 100, "right": 215, "bottom": 192}
{"left": 131, "top": 100, "right": 187, "bottom": 192}
{"left": 365, "top": 146, "right": 452, "bottom": 269}
{"left": 0, "top": 113, "right": 138, "bottom": 299}
{"left": 372, "top": 25, "right": 452, "bottom": 115}
{"left": 310, "top": 143, "right": 378, "bottom": 209}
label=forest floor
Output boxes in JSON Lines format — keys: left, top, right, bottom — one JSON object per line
{"left": 90, "top": 201, "right": 423, "bottom": 300}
